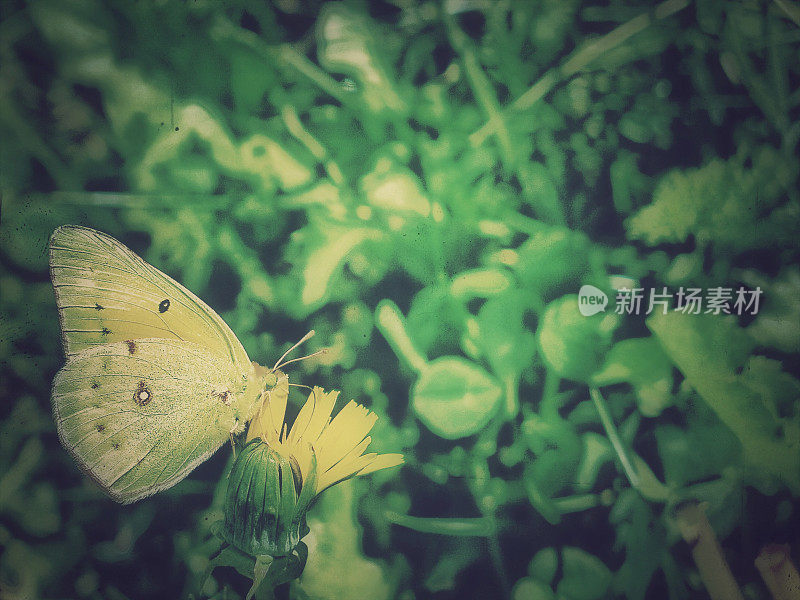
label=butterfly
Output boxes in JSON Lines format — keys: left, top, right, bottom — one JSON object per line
{"left": 49, "top": 225, "right": 313, "bottom": 503}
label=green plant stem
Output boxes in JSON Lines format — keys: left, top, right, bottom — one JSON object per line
{"left": 540, "top": 369, "right": 560, "bottom": 419}
{"left": 0, "top": 97, "right": 79, "bottom": 189}
{"left": 553, "top": 493, "right": 601, "bottom": 514}
{"left": 469, "top": 0, "right": 690, "bottom": 147}
{"left": 503, "top": 375, "right": 519, "bottom": 419}
{"left": 773, "top": 0, "right": 800, "bottom": 28}
{"left": 20, "top": 191, "right": 240, "bottom": 208}
{"left": 375, "top": 301, "right": 428, "bottom": 373}
{"left": 487, "top": 520, "right": 511, "bottom": 600}
{"left": 384, "top": 512, "right": 494, "bottom": 536}
{"left": 442, "top": 9, "right": 514, "bottom": 166}
{"left": 504, "top": 212, "right": 550, "bottom": 237}
{"left": 280, "top": 105, "right": 345, "bottom": 186}
{"left": 589, "top": 388, "right": 640, "bottom": 489}
{"left": 275, "top": 45, "right": 355, "bottom": 110}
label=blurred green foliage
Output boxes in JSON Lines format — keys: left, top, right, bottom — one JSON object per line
{"left": 1, "top": 0, "right": 799, "bottom": 598}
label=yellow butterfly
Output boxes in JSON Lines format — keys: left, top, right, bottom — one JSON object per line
{"left": 49, "top": 225, "right": 307, "bottom": 503}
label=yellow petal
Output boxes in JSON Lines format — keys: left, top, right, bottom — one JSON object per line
{"left": 292, "top": 442, "right": 314, "bottom": 489}
{"left": 285, "top": 387, "right": 338, "bottom": 449}
{"left": 316, "top": 436, "right": 373, "bottom": 492}
{"left": 315, "top": 401, "right": 377, "bottom": 472}
{"left": 357, "top": 453, "right": 404, "bottom": 476}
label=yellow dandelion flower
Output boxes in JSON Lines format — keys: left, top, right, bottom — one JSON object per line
{"left": 222, "top": 374, "right": 403, "bottom": 557}
{"left": 246, "top": 373, "right": 403, "bottom": 494}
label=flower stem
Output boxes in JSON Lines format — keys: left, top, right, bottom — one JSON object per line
{"left": 589, "top": 388, "right": 640, "bottom": 489}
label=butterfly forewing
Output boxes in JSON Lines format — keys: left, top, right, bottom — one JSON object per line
{"left": 52, "top": 338, "right": 256, "bottom": 503}
{"left": 49, "top": 225, "right": 250, "bottom": 372}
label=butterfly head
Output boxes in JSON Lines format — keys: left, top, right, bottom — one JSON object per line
{"left": 264, "top": 369, "right": 279, "bottom": 389}
{"left": 264, "top": 368, "right": 289, "bottom": 392}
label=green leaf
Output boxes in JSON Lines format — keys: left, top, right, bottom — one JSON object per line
{"left": 450, "top": 268, "right": 513, "bottom": 300}
{"left": 212, "top": 546, "right": 257, "bottom": 580}
{"left": 511, "top": 227, "right": 593, "bottom": 301}
{"left": 522, "top": 414, "right": 582, "bottom": 521}
{"left": 230, "top": 48, "right": 276, "bottom": 114}
{"left": 592, "top": 337, "right": 673, "bottom": 417}
{"left": 626, "top": 147, "right": 798, "bottom": 250}
{"left": 656, "top": 422, "right": 739, "bottom": 488}
{"left": 412, "top": 357, "right": 503, "bottom": 439}
{"left": 741, "top": 266, "right": 800, "bottom": 353}
{"left": 375, "top": 299, "right": 429, "bottom": 373}
{"left": 537, "top": 295, "right": 618, "bottom": 382}
{"left": 424, "top": 541, "right": 480, "bottom": 593}
{"left": 575, "top": 433, "right": 613, "bottom": 491}
{"left": 512, "top": 576, "right": 556, "bottom": 600}
{"left": 361, "top": 165, "right": 431, "bottom": 216}
{"left": 291, "top": 221, "right": 385, "bottom": 312}
{"left": 609, "top": 490, "right": 666, "bottom": 600}
{"left": 315, "top": 3, "right": 405, "bottom": 115}
{"left": 247, "top": 555, "right": 274, "bottom": 600}
{"left": 407, "top": 285, "right": 465, "bottom": 354}
{"left": 527, "top": 547, "right": 558, "bottom": 585}
{"left": 556, "top": 547, "right": 612, "bottom": 600}
{"left": 648, "top": 311, "right": 800, "bottom": 493}
{"left": 609, "top": 149, "right": 648, "bottom": 214}
{"left": 294, "top": 482, "right": 395, "bottom": 600}
{"left": 516, "top": 162, "right": 563, "bottom": 226}
{"left": 475, "top": 291, "right": 537, "bottom": 381}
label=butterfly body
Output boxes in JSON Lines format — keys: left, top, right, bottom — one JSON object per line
{"left": 49, "top": 225, "right": 273, "bottom": 503}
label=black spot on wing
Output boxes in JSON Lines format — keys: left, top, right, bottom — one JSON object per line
{"left": 96, "top": 424, "right": 105, "bottom": 432}
{"left": 134, "top": 381, "right": 152, "bottom": 406}
{"left": 213, "top": 390, "right": 232, "bottom": 406}
{"left": 91, "top": 382, "right": 99, "bottom": 389}
{"left": 126, "top": 340, "right": 136, "bottom": 354}
{"left": 158, "top": 299, "right": 170, "bottom": 313}
{"left": 95, "top": 303, "right": 104, "bottom": 310}
{"left": 101, "top": 327, "right": 111, "bottom": 336}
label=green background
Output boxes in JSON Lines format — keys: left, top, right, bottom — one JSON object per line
{"left": 1, "top": 1, "right": 799, "bottom": 598}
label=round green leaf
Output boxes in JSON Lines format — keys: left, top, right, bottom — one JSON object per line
{"left": 592, "top": 337, "right": 673, "bottom": 417}
{"left": 528, "top": 547, "right": 558, "bottom": 585}
{"left": 556, "top": 547, "right": 612, "bottom": 600}
{"left": 476, "top": 291, "right": 537, "bottom": 380}
{"left": 512, "top": 576, "right": 556, "bottom": 600}
{"left": 537, "top": 294, "right": 618, "bottom": 382}
{"left": 412, "top": 357, "right": 502, "bottom": 439}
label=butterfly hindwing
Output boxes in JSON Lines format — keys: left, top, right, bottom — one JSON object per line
{"left": 49, "top": 225, "right": 250, "bottom": 372}
{"left": 52, "top": 338, "right": 255, "bottom": 503}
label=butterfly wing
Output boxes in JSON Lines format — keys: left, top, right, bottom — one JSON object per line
{"left": 52, "top": 338, "right": 264, "bottom": 503}
{"left": 49, "top": 225, "right": 250, "bottom": 372}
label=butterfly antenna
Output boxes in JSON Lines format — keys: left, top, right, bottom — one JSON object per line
{"left": 275, "top": 348, "right": 328, "bottom": 370}
{"left": 288, "top": 383, "right": 315, "bottom": 392}
{"left": 272, "top": 330, "right": 316, "bottom": 371}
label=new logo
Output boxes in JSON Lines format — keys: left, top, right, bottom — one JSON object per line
{"left": 578, "top": 285, "right": 608, "bottom": 316}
